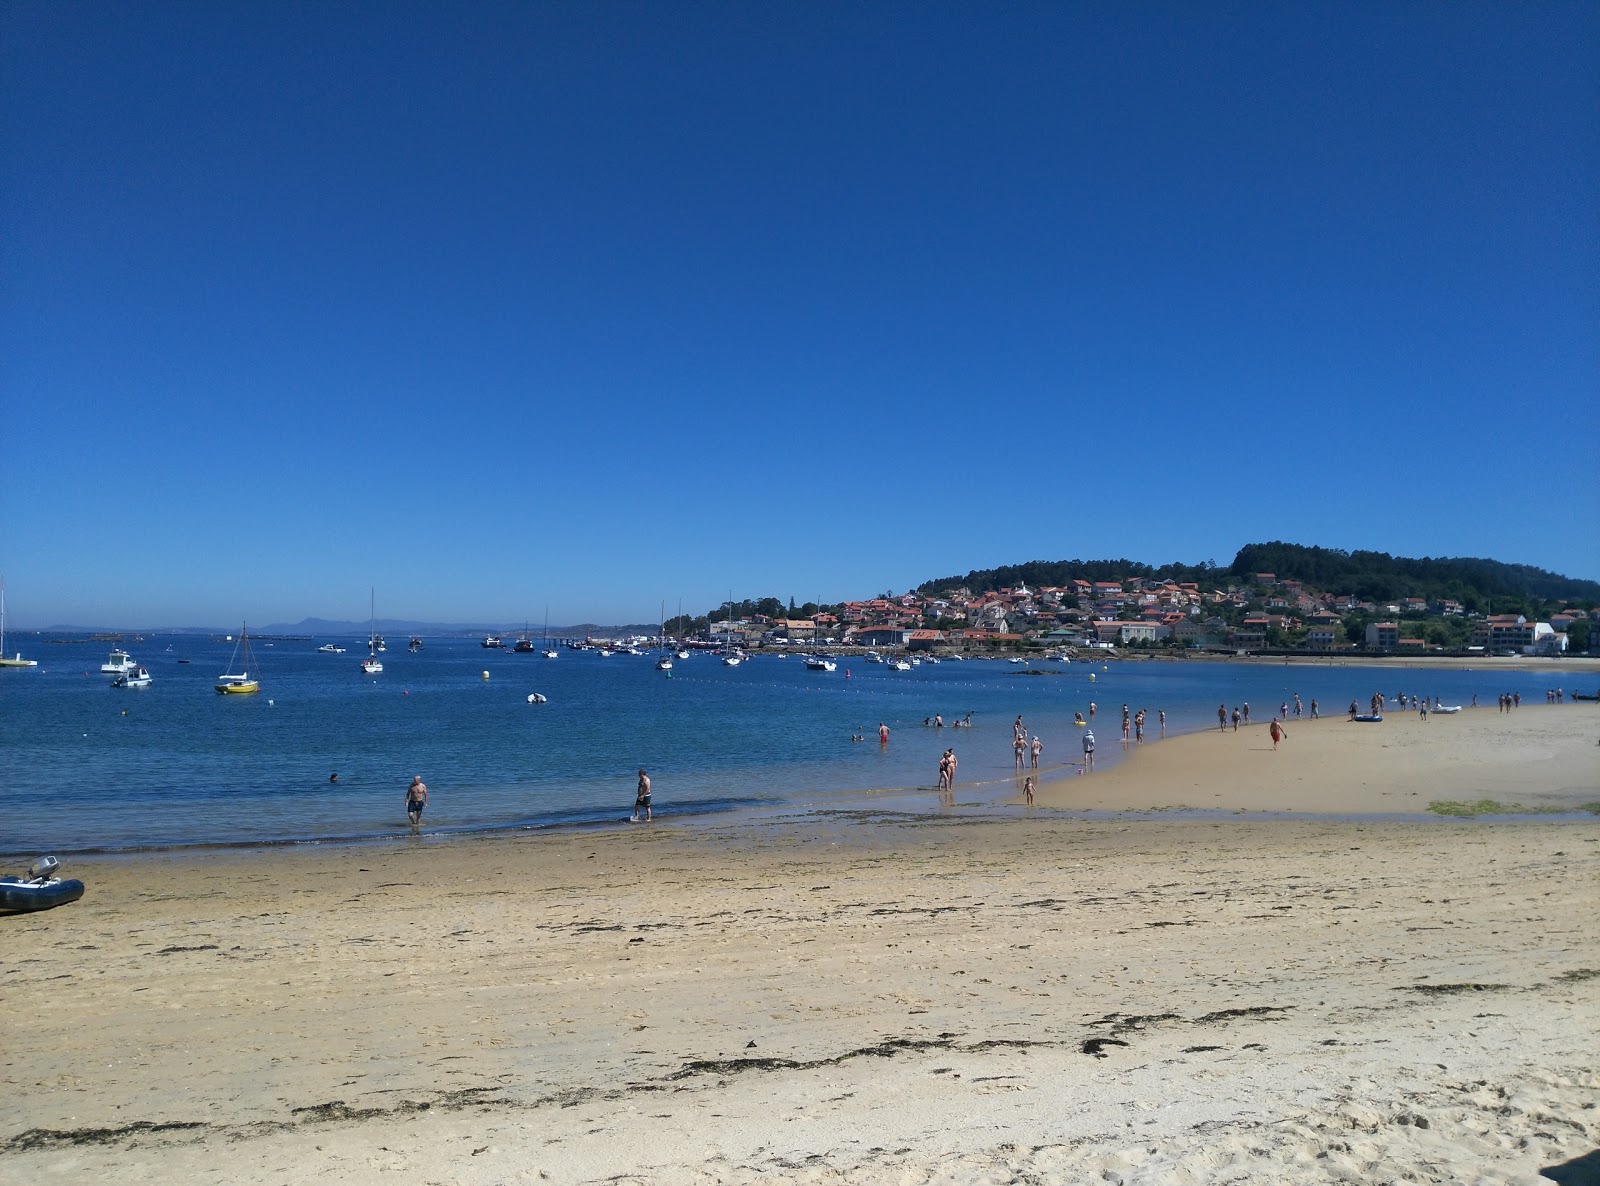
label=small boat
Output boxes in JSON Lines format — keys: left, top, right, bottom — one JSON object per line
{"left": 804, "top": 656, "right": 836, "bottom": 672}
{"left": 0, "top": 856, "right": 85, "bottom": 914}
{"left": 481, "top": 634, "right": 504, "bottom": 649}
{"left": 317, "top": 643, "right": 346, "bottom": 654}
{"left": 0, "top": 579, "right": 38, "bottom": 667}
{"left": 1433, "top": 705, "right": 1462, "bottom": 715}
{"left": 656, "top": 656, "right": 673, "bottom": 670}
{"left": 676, "top": 650, "right": 690, "bottom": 660}
{"left": 1572, "top": 692, "right": 1599, "bottom": 702}
{"left": 923, "top": 656, "right": 940, "bottom": 664}
{"left": 526, "top": 692, "right": 547, "bottom": 704}
{"left": 598, "top": 649, "right": 614, "bottom": 658}
{"left": 863, "top": 651, "right": 884, "bottom": 664}
{"left": 361, "top": 589, "right": 383, "bottom": 674}
{"left": 887, "top": 659, "right": 912, "bottom": 671}
{"left": 215, "top": 622, "right": 261, "bottom": 694}
{"left": 543, "top": 649, "right": 559, "bottom": 659}
{"left": 112, "top": 666, "right": 153, "bottom": 688}
{"left": 722, "top": 653, "right": 742, "bottom": 667}
{"left": 409, "top": 636, "right": 423, "bottom": 651}
{"left": 513, "top": 637, "right": 536, "bottom": 653}
{"left": 1352, "top": 714, "right": 1383, "bottom": 723}
{"left": 101, "top": 648, "right": 136, "bottom": 675}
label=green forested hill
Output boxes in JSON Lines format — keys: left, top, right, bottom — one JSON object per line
{"left": 1229, "top": 542, "right": 1600, "bottom": 610}
{"left": 918, "top": 543, "right": 1598, "bottom": 614}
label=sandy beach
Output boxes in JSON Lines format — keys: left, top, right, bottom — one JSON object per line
{"left": 4, "top": 707, "right": 1597, "bottom": 1184}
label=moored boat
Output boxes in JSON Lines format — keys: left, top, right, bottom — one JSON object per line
{"left": 216, "top": 622, "right": 261, "bottom": 694}
{"left": 0, "top": 579, "right": 38, "bottom": 667}
{"left": 101, "top": 648, "right": 136, "bottom": 674}
{"left": 481, "top": 634, "right": 504, "bottom": 649}
{"left": 112, "top": 666, "right": 153, "bottom": 688}
{"left": 803, "top": 656, "right": 836, "bottom": 672}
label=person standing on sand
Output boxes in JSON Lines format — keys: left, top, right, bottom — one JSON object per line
{"left": 1218, "top": 703, "right": 1227, "bottom": 731}
{"left": 1269, "top": 719, "right": 1285, "bottom": 749}
{"left": 631, "top": 769, "right": 652, "bottom": 821}
{"left": 1310, "top": 698, "right": 1319, "bottom": 719}
{"left": 1022, "top": 775, "right": 1035, "bottom": 805}
{"left": 405, "top": 776, "right": 428, "bottom": 826}
{"left": 1232, "top": 707, "right": 1241, "bottom": 731}
{"left": 1081, "top": 729, "right": 1095, "bottom": 771}
{"left": 1158, "top": 708, "right": 1166, "bottom": 737}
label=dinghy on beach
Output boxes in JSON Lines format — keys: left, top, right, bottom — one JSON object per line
{"left": 1, "top": 856, "right": 85, "bottom": 914}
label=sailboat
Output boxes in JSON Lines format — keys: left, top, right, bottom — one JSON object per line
{"left": 0, "top": 578, "right": 38, "bottom": 667}
{"left": 215, "top": 623, "right": 261, "bottom": 693}
{"left": 542, "top": 606, "right": 558, "bottom": 658}
{"left": 655, "top": 602, "right": 672, "bottom": 671}
{"left": 361, "top": 590, "right": 383, "bottom": 674}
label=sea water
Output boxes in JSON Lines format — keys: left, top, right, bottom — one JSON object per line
{"left": 0, "top": 637, "right": 1562, "bottom": 853}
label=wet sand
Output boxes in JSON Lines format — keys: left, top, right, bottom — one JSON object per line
{"left": 3, "top": 709, "right": 1597, "bottom": 1184}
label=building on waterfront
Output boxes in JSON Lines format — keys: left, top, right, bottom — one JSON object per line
{"left": 1365, "top": 621, "right": 1400, "bottom": 652}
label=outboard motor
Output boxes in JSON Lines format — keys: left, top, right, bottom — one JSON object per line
{"left": 27, "top": 855, "right": 60, "bottom": 883}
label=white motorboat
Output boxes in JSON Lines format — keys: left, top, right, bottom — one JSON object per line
{"left": 923, "top": 656, "right": 940, "bottom": 664}
{"left": 676, "top": 650, "right": 690, "bottom": 660}
{"left": 101, "top": 648, "right": 136, "bottom": 675}
{"left": 656, "top": 656, "right": 673, "bottom": 670}
{"left": 481, "top": 634, "right": 504, "bottom": 649}
{"left": 318, "top": 643, "right": 346, "bottom": 654}
{"left": 863, "top": 651, "right": 884, "bottom": 663}
{"left": 887, "top": 659, "right": 912, "bottom": 671}
{"left": 543, "top": 649, "right": 559, "bottom": 659}
{"left": 112, "top": 665, "right": 153, "bottom": 687}
{"left": 599, "top": 649, "right": 614, "bottom": 658}
{"left": 722, "top": 653, "right": 742, "bottom": 667}
{"left": 804, "top": 656, "right": 836, "bottom": 672}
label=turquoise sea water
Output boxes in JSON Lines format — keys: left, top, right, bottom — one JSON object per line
{"left": 0, "top": 637, "right": 1574, "bottom": 853}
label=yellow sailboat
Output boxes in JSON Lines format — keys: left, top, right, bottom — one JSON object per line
{"left": 215, "top": 621, "right": 261, "bottom": 694}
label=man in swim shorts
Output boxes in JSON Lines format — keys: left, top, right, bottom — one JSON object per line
{"left": 632, "top": 769, "right": 652, "bottom": 822}
{"left": 405, "top": 776, "right": 427, "bottom": 826}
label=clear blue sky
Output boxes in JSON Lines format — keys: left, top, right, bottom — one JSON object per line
{"left": 3, "top": 2, "right": 1595, "bottom": 628}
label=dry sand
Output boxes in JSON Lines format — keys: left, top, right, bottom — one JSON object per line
{"left": 1039, "top": 700, "right": 1600, "bottom": 816}
{"left": 3, "top": 708, "right": 1597, "bottom": 1184}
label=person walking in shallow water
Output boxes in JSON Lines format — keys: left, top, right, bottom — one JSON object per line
{"left": 1030, "top": 735, "right": 1042, "bottom": 769}
{"left": 631, "top": 769, "right": 652, "bottom": 821}
{"left": 405, "top": 776, "right": 428, "bottom": 826}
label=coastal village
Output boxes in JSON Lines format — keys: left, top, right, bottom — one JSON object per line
{"left": 703, "top": 572, "right": 1595, "bottom": 658}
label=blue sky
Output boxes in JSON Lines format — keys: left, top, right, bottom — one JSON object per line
{"left": 3, "top": 2, "right": 1595, "bottom": 628}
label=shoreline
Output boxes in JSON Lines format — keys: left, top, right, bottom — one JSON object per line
{"left": 9, "top": 701, "right": 1596, "bottom": 862}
